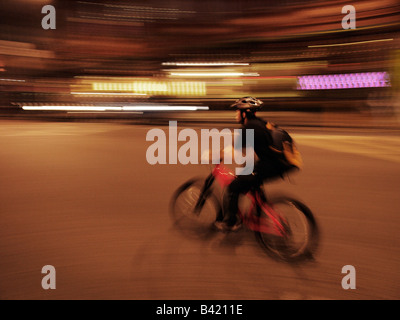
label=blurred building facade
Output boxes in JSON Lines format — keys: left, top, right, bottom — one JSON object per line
{"left": 0, "top": 0, "right": 399, "bottom": 114}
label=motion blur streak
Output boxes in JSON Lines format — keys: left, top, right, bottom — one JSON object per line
{"left": 0, "top": 0, "right": 398, "bottom": 111}
{"left": 121, "top": 106, "right": 209, "bottom": 111}
{"left": 308, "top": 38, "right": 394, "bottom": 48}
{"left": 162, "top": 62, "right": 250, "bottom": 66}
{"left": 71, "top": 92, "right": 147, "bottom": 96}
{"left": 297, "top": 72, "right": 391, "bottom": 90}
{"left": 169, "top": 72, "right": 259, "bottom": 77}
{"left": 22, "top": 105, "right": 122, "bottom": 111}
{"left": 22, "top": 104, "right": 209, "bottom": 112}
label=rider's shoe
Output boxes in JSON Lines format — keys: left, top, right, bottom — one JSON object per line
{"left": 214, "top": 221, "right": 242, "bottom": 232}
{"left": 226, "top": 222, "right": 242, "bottom": 232}
{"left": 214, "top": 221, "right": 226, "bottom": 231}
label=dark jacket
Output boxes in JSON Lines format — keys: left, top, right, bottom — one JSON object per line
{"left": 237, "top": 117, "right": 287, "bottom": 172}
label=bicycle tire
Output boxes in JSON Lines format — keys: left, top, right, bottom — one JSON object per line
{"left": 255, "top": 195, "right": 319, "bottom": 262}
{"left": 169, "top": 178, "right": 222, "bottom": 238}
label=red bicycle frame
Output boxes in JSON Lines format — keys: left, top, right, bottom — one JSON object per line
{"left": 212, "top": 164, "right": 287, "bottom": 237}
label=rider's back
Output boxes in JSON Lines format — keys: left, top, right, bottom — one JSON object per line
{"left": 241, "top": 117, "right": 285, "bottom": 166}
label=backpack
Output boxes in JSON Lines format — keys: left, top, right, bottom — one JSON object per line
{"left": 265, "top": 121, "right": 303, "bottom": 170}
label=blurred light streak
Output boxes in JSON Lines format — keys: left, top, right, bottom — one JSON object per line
{"left": 162, "top": 62, "right": 249, "bottom": 66}
{"left": 22, "top": 105, "right": 209, "bottom": 112}
{"left": 0, "top": 78, "right": 25, "bottom": 82}
{"left": 169, "top": 72, "right": 259, "bottom": 77}
{"left": 240, "top": 76, "right": 297, "bottom": 80}
{"left": 71, "top": 92, "right": 147, "bottom": 96}
{"left": 0, "top": 40, "right": 54, "bottom": 59}
{"left": 88, "top": 81, "right": 206, "bottom": 96}
{"left": 76, "top": 1, "right": 195, "bottom": 22}
{"left": 308, "top": 38, "right": 393, "bottom": 48}
{"left": 121, "top": 106, "right": 209, "bottom": 111}
{"left": 297, "top": 72, "right": 390, "bottom": 90}
{"left": 22, "top": 106, "right": 122, "bottom": 111}
{"left": 67, "top": 112, "right": 143, "bottom": 114}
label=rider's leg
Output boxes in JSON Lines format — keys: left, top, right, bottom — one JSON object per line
{"left": 222, "top": 174, "right": 260, "bottom": 227}
{"left": 222, "top": 162, "right": 290, "bottom": 228}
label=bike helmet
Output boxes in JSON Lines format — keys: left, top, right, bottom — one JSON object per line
{"left": 230, "top": 96, "right": 263, "bottom": 112}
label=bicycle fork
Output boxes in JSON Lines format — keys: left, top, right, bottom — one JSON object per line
{"left": 193, "top": 174, "right": 215, "bottom": 214}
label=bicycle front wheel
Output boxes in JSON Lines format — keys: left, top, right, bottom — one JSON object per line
{"left": 255, "top": 195, "right": 319, "bottom": 262}
{"left": 169, "top": 178, "right": 222, "bottom": 237}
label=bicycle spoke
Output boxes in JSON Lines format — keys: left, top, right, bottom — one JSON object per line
{"left": 170, "top": 179, "right": 221, "bottom": 238}
{"left": 255, "top": 196, "right": 319, "bottom": 262}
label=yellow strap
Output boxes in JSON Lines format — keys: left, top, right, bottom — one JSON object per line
{"left": 266, "top": 122, "right": 275, "bottom": 130}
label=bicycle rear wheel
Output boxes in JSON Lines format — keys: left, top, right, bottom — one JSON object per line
{"left": 170, "top": 178, "right": 222, "bottom": 238}
{"left": 255, "top": 195, "right": 319, "bottom": 262}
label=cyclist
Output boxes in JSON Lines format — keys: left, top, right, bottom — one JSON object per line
{"left": 214, "top": 96, "right": 296, "bottom": 232}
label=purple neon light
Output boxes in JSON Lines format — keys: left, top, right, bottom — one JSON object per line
{"left": 297, "top": 72, "right": 390, "bottom": 90}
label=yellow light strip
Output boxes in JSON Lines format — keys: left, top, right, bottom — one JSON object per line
{"left": 90, "top": 81, "right": 206, "bottom": 96}
{"left": 71, "top": 92, "right": 147, "bottom": 96}
{"left": 308, "top": 38, "right": 393, "bottom": 48}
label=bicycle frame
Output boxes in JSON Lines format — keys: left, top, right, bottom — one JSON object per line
{"left": 196, "top": 164, "right": 287, "bottom": 237}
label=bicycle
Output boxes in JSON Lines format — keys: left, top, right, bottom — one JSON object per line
{"left": 169, "top": 162, "right": 319, "bottom": 263}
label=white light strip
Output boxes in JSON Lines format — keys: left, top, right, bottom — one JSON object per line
{"left": 162, "top": 62, "right": 249, "bottom": 66}
{"left": 122, "top": 106, "right": 209, "bottom": 111}
{"left": 308, "top": 38, "right": 393, "bottom": 48}
{"left": 22, "top": 105, "right": 122, "bottom": 111}
{"left": 22, "top": 105, "right": 209, "bottom": 112}
{"left": 169, "top": 72, "right": 258, "bottom": 77}
{"left": 0, "top": 78, "right": 25, "bottom": 82}
{"left": 67, "top": 111, "right": 143, "bottom": 114}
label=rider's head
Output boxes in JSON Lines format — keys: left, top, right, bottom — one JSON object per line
{"left": 230, "top": 96, "right": 263, "bottom": 124}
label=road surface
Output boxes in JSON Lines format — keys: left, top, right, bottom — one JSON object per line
{"left": 0, "top": 119, "right": 399, "bottom": 300}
